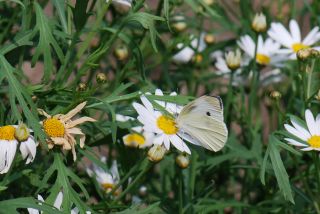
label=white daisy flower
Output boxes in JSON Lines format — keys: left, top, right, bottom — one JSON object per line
{"left": 284, "top": 109, "right": 320, "bottom": 151}
{"left": 116, "top": 114, "right": 154, "bottom": 148}
{"left": 268, "top": 19, "right": 320, "bottom": 59}
{"left": 122, "top": 126, "right": 154, "bottom": 148}
{"left": 237, "top": 35, "right": 281, "bottom": 66}
{"left": 0, "top": 124, "right": 37, "bottom": 174}
{"left": 133, "top": 92, "right": 191, "bottom": 154}
{"left": 28, "top": 192, "right": 91, "bottom": 214}
{"left": 87, "top": 157, "right": 121, "bottom": 195}
{"left": 173, "top": 34, "right": 206, "bottom": 63}
{"left": 106, "top": 0, "right": 132, "bottom": 14}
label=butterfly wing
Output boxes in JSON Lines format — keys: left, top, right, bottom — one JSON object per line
{"left": 176, "top": 96, "right": 228, "bottom": 152}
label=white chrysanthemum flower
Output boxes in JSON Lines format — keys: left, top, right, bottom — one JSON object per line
{"left": 0, "top": 124, "right": 37, "bottom": 174}
{"left": 116, "top": 114, "right": 154, "bottom": 148}
{"left": 268, "top": 19, "right": 320, "bottom": 59}
{"left": 106, "top": 0, "right": 132, "bottom": 13}
{"left": 225, "top": 49, "right": 242, "bottom": 70}
{"left": 28, "top": 192, "right": 91, "bottom": 214}
{"left": 132, "top": 91, "right": 191, "bottom": 154}
{"left": 284, "top": 109, "right": 320, "bottom": 151}
{"left": 87, "top": 157, "right": 121, "bottom": 195}
{"left": 173, "top": 34, "right": 206, "bottom": 63}
{"left": 237, "top": 35, "right": 281, "bottom": 66}
{"left": 123, "top": 126, "right": 154, "bottom": 148}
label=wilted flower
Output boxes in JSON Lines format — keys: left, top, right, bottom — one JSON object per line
{"left": 252, "top": 13, "right": 267, "bottom": 33}
{"left": 38, "top": 102, "right": 96, "bottom": 161}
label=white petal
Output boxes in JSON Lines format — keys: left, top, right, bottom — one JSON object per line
{"left": 289, "top": 20, "right": 301, "bottom": 43}
{"left": 284, "top": 138, "right": 307, "bottom": 147}
{"left": 284, "top": 124, "right": 309, "bottom": 141}
{"left": 305, "top": 109, "right": 318, "bottom": 136}
{"left": 303, "top": 27, "right": 320, "bottom": 45}
{"left": 169, "top": 135, "right": 185, "bottom": 153}
{"left": 301, "top": 147, "right": 314, "bottom": 151}
{"left": 53, "top": 192, "right": 63, "bottom": 210}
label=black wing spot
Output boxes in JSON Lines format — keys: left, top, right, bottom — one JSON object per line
{"left": 206, "top": 112, "right": 211, "bottom": 116}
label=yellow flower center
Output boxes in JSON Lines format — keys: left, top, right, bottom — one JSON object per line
{"left": 124, "top": 133, "right": 145, "bottom": 147}
{"left": 157, "top": 115, "right": 178, "bottom": 135}
{"left": 102, "top": 183, "right": 114, "bottom": 191}
{"left": 292, "top": 43, "right": 310, "bottom": 53}
{"left": 43, "top": 118, "right": 65, "bottom": 137}
{"left": 256, "top": 53, "right": 270, "bottom": 65}
{"left": 308, "top": 135, "right": 320, "bottom": 148}
{"left": 0, "top": 125, "right": 16, "bottom": 141}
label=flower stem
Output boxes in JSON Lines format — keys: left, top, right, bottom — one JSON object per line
{"left": 179, "top": 170, "right": 183, "bottom": 214}
{"left": 306, "top": 59, "right": 315, "bottom": 103}
{"left": 113, "top": 159, "right": 152, "bottom": 203}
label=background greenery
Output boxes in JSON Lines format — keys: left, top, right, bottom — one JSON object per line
{"left": 0, "top": 0, "right": 320, "bottom": 213}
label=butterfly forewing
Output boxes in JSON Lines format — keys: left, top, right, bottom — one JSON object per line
{"left": 177, "top": 96, "right": 228, "bottom": 152}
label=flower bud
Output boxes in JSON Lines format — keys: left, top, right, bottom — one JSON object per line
{"left": 315, "top": 90, "right": 320, "bottom": 101}
{"left": 138, "top": 186, "right": 148, "bottom": 197}
{"left": 204, "top": 33, "right": 216, "bottom": 45}
{"left": 270, "top": 91, "right": 282, "bottom": 100}
{"left": 225, "top": 49, "right": 241, "bottom": 71}
{"left": 96, "top": 72, "right": 107, "bottom": 84}
{"left": 176, "top": 154, "right": 190, "bottom": 169}
{"left": 14, "top": 122, "right": 30, "bottom": 142}
{"left": 171, "top": 15, "right": 187, "bottom": 33}
{"left": 252, "top": 13, "right": 267, "bottom": 33}
{"left": 108, "top": 0, "right": 132, "bottom": 14}
{"left": 147, "top": 145, "right": 166, "bottom": 163}
{"left": 114, "top": 44, "right": 129, "bottom": 61}
{"left": 77, "top": 83, "right": 87, "bottom": 92}
{"left": 297, "top": 48, "right": 312, "bottom": 61}
{"left": 203, "top": 0, "right": 215, "bottom": 6}
{"left": 192, "top": 53, "right": 203, "bottom": 64}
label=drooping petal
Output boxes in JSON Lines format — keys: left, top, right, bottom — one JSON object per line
{"left": 305, "top": 109, "right": 318, "bottom": 136}
{"left": 53, "top": 192, "right": 63, "bottom": 210}
{"left": 61, "top": 102, "right": 87, "bottom": 121}
{"left": 65, "top": 117, "right": 96, "bottom": 128}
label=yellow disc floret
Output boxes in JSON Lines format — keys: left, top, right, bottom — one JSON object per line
{"left": 0, "top": 125, "right": 16, "bottom": 141}
{"left": 292, "top": 43, "right": 310, "bottom": 53}
{"left": 124, "top": 133, "right": 145, "bottom": 147}
{"left": 256, "top": 53, "right": 270, "bottom": 65}
{"left": 43, "top": 118, "right": 65, "bottom": 137}
{"left": 308, "top": 135, "right": 320, "bottom": 148}
{"left": 157, "top": 115, "right": 178, "bottom": 135}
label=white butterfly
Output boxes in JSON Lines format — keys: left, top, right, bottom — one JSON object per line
{"left": 176, "top": 96, "right": 228, "bottom": 152}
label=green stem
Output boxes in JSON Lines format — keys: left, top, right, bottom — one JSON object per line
{"left": 306, "top": 59, "right": 315, "bottom": 103}
{"left": 313, "top": 152, "right": 320, "bottom": 193}
{"left": 225, "top": 71, "right": 234, "bottom": 127}
{"left": 179, "top": 170, "right": 183, "bottom": 214}
{"left": 113, "top": 159, "right": 152, "bottom": 203}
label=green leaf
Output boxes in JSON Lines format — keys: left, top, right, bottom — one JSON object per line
{"left": 0, "top": 30, "right": 33, "bottom": 55}
{"left": 0, "top": 55, "right": 46, "bottom": 142}
{"left": 72, "top": 0, "right": 90, "bottom": 31}
{"left": 269, "top": 135, "right": 295, "bottom": 203}
{"left": 33, "top": 2, "right": 64, "bottom": 82}
{"left": 52, "top": 0, "right": 68, "bottom": 33}
{"left": 0, "top": 197, "right": 63, "bottom": 214}
{"left": 124, "top": 12, "right": 165, "bottom": 52}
